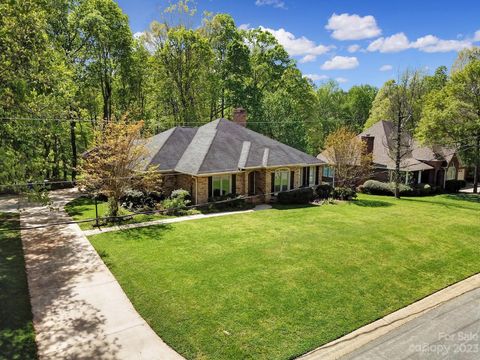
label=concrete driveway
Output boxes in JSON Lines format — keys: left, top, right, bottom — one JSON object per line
{"left": 343, "top": 287, "right": 480, "bottom": 360}
{"left": 19, "top": 188, "right": 184, "bottom": 360}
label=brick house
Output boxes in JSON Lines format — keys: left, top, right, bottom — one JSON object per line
{"left": 318, "top": 120, "right": 465, "bottom": 188}
{"left": 142, "top": 109, "right": 324, "bottom": 204}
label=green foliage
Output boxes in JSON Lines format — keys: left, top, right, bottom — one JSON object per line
{"left": 332, "top": 187, "right": 357, "bottom": 200}
{"left": 161, "top": 189, "right": 192, "bottom": 215}
{"left": 445, "top": 180, "right": 467, "bottom": 193}
{"left": 315, "top": 183, "right": 334, "bottom": 199}
{"left": 277, "top": 187, "right": 314, "bottom": 204}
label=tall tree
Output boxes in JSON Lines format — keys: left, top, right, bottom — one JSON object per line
{"left": 418, "top": 48, "right": 480, "bottom": 193}
{"left": 77, "top": 0, "right": 132, "bottom": 122}
{"left": 385, "top": 70, "right": 425, "bottom": 198}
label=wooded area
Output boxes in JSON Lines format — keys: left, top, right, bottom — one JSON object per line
{"left": 1, "top": 0, "right": 479, "bottom": 192}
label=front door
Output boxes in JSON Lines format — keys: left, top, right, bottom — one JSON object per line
{"left": 248, "top": 171, "right": 256, "bottom": 195}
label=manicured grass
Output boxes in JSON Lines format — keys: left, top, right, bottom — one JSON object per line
{"left": 89, "top": 194, "right": 480, "bottom": 360}
{"left": 65, "top": 197, "right": 170, "bottom": 230}
{"left": 0, "top": 213, "right": 37, "bottom": 359}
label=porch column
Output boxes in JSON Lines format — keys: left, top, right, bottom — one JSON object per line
{"left": 418, "top": 171, "right": 422, "bottom": 184}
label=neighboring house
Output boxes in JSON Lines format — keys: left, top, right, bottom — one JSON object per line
{"left": 142, "top": 109, "right": 323, "bottom": 204}
{"left": 318, "top": 120, "right": 465, "bottom": 189}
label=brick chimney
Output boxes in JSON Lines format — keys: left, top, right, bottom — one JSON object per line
{"left": 233, "top": 107, "right": 247, "bottom": 127}
{"left": 361, "top": 136, "right": 375, "bottom": 155}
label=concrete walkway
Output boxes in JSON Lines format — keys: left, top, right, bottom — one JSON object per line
{"left": 84, "top": 203, "right": 272, "bottom": 237}
{"left": 19, "top": 189, "right": 184, "bottom": 360}
{"left": 298, "top": 273, "right": 480, "bottom": 360}
{"left": 343, "top": 287, "right": 480, "bottom": 359}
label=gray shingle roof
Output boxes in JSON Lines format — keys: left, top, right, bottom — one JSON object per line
{"left": 318, "top": 120, "right": 457, "bottom": 171}
{"left": 144, "top": 118, "right": 322, "bottom": 175}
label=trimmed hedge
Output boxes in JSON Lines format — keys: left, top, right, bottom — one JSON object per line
{"left": 315, "top": 183, "right": 334, "bottom": 199}
{"left": 277, "top": 187, "right": 314, "bottom": 204}
{"left": 445, "top": 180, "right": 466, "bottom": 193}
{"left": 360, "top": 180, "right": 438, "bottom": 196}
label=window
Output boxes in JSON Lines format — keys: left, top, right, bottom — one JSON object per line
{"left": 308, "top": 166, "right": 316, "bottom": 186}
{"left": 447, "top": 165, "right": 456, "bottom": 180}
{"left": 212, "top": 175, "right": 231, "bottom": 197}
{"left": 323, "top": 166, "right": 334, "bottom": 178}
{"left": 274, "top": 169, "right": 290, "bottom": 193}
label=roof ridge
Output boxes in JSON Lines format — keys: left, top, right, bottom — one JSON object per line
{"left": 196, "top": 119, "right": 221, "bottom": 173}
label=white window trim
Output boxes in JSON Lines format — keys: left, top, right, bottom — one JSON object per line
{"left": 211, "top": 174, "right": 232, "bottom": 197}
{"left": 274, "top": 168, "right": 290, "bottom": 194}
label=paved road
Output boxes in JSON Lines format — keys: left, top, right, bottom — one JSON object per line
{"left": 19, "top": 189, "right": 183, "bottom": 360}
{"left": 343, "top": 287, "right": 480, "bottom": 360}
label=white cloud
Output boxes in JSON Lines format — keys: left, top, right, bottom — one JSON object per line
{"left": 367, "top": 33, "right": 410, "bottom": 53}
{"left": 347, "top": 44, "right": 361, "bottom": 53}
{"left": 321, "top": 56, "right": 359, "bottom": 70}
{"left": 379, "top": 64, "right": 393, "bottom": 72}
{"left": 368, "top": 32, "right": 476, "bottom": 53}
{"left": 325, "top": 13, "right": 381, "bottom": 40}
{"left": 133, "top": 31, "right": 145, "bottom": 39}
{"left": 304, "top": 74, "right": 329, "bottom": 81}
{"left": 335, "top": 77, "right": 348, "bottom": 83}
{"left": 238, "top": 23, "right": 251, "bottom": 30}
{"left": 255, "top": 0, "right": 285, "bottom": 9}
{"left": 299, "top": 54, "right": 317, "bottom": 63}
{"left": 475, "top": 30, "right": 480, "bottom": 42}
{"left": 411, "top": 35, "right": 471, "bottom": 52}
{"left": 261, "top": 27, "right": 333, "bottom": 61}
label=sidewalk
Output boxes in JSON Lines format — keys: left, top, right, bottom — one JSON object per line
{"left": 297, "top": 272, "right": 480, "bottom": 360}
{"left": 20, "top": 189, "right": 184, "bottom": 359}
{"left": 84, "top": 204, "right": 272, "bottom": 236}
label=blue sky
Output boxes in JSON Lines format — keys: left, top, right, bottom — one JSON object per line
{"left": 116, "top": 0, "right": 480, "bottom": 89}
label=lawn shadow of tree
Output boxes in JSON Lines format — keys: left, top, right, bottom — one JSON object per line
{"left": 444, "top": 193, "right": 480, "bottom": 203}
{"left": 350, "top": 199, "right": 394, "bottom": 207}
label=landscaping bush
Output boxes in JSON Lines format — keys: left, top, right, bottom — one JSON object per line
{"left": 277, "top": 187, "right": 314, "bottom": 204}
{"left": 361, "top": 180, "right": 415, "bottom": 196}
{"left": 120, "top": 189, "right": 163, "bottom": 211}
{"left": 413, "top": 183, "right": 431, "bottom": 196}
{"left": 315, "top": 183, "right": 334, "bottom": 199}
{"left": 445, "top": 179, "right": 466, "bottom": 193}
{"left": 361, "top": 180, "right": 393, "bottom": 195}
{"left": 333, "top": 187, "right": 357, "bottom": 200}
{"left": 161, "top": 189, "right": 191, "bottom": 215}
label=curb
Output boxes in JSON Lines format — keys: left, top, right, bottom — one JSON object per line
{"left": 297, "top": 272, "right": 480, "bottom": 360}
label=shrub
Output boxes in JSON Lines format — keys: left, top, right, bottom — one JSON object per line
{"left": 277, "top": 187, "right": 314, "bottom": 204}
{"left": 161, "top": 189, "right": 191, "bottom": 215}
{"left": 413, "top": 183, "right": 431, "bottom": 196}
{"left": 361, "top": 180, "right": 393, "bottom": 195}
{"left": 332, "top": 187, "right": 357, "bottom": 200}
{"left": 361, "top": 180, "right": 415, "bottom": 196}
{"left": 445, "top": 180, "right": 466, "bottom": 193}
{"left": 315, "top": 183, "right": 333, "bottom": 199}
{"left": 120, "top": 189, "right": 163, "bottom": 211}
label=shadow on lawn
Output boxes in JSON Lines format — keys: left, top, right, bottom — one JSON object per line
{"left": 444, "top": 193, "right": 480, "bottom": 203}
{"left": 402, "top": 194, "right": 480, "bottom": 211}
{"left": 350, "top": 199, "right": 393, "bottom": 207}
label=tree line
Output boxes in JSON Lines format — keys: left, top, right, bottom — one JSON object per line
{"left": 1, "top": 0, "right": 478, "bottom": 193}
{"left": 0, "top": 0, "right": 378, "bottom": 187}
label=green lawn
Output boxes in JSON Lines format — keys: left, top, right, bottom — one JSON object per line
{"left": 89, "top": 194, "right": 480, "bottom": 360}
{"left": 0, "top": 213, "right": 37, "bottom": 359}
{"left": 65, "top": 197, "right": 171, "bottom": 230}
